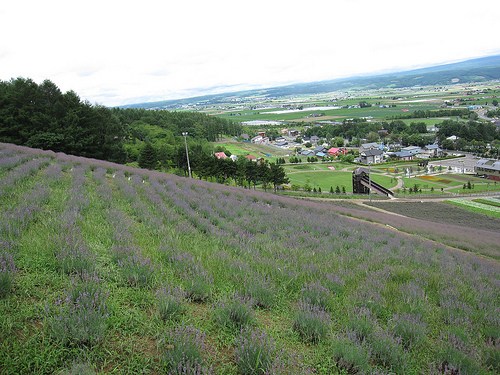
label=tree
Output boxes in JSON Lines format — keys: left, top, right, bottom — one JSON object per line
{"left": 269, "top": 163, "right": 289, "bottom": 193}
{"left": 245, "top": 160, "right": 259, "bottom": 189}
{"left": 366, "top": 131, "right": 379, "bottom": 143}
{"left": 333, "top": 137, "right": 344, "bottom": 147}
{"left": 138, "top": 143, "right": 157, "bottom": 170}
{"left": 492, "top": 99, "right": 499, "bottom": 107}
{"left": 257, "top": 161, "right": 271, "bottom": 192}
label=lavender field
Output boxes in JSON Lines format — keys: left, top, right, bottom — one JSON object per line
{"left": 1, "top": 142, "right": 500, "bottom": 375}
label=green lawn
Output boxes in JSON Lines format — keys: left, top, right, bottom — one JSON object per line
{"left": 286, "top": 171, "right": 397, "bottom": 192}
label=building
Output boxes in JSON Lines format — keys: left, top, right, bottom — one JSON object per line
{"left": 214, "top": 152, "right": 227, "bottom": 159}
{"left": 474, "top": 159, "right": 500, "bottom": 181}
{"left": 421, "top": 144, "right": 443, "bottom": 158}
{"left": 388, "top": 151, "right": 414, "bottom": 161}
{"left": 327, "top": 147, "right": 347, "bottom": 157}
{"left": 401, "top": 146, "right": 422, "bottom": 155}
{"left": 359, "top": 143, "right": 381, "bottom": 153}
{"left": 360, "top": 149, "right": 384, "bottom": 164}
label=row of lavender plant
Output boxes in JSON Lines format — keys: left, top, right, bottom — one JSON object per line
{"left": 0, "top": 156, "right": 51, "bottom": 197}
{"left": 50, "top": 165, "right": 97, "bottom": 276}
{"left": 103, "top": 170, "right": 156, "bottom": 287}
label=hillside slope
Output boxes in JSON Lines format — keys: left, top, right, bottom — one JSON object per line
{"left": 1, "top": 142, "right": 499, "bottom": 374}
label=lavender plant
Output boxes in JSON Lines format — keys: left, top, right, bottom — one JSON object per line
{"left": 57, "top": 361, "right": 96, "bottom": 375}
{"left": 65, "top": 272, "right": 103, "bottom": 305}
{"left": 434, "top": 330, "right": 481, "bottom": 375}
{"left": 346, "top": 307, "right": 377, "bottom": 341}
{"left": 162, "top": 325, "right": 213, "bottom": 375}
{"left": 54, "top": 228, "right": 96, "bottom": 276}
{"left": 300, "top": 281, "right": 330, "bottom": 311}
{"left": 157, "top": 284, "right": 186, "bottom": 321}
{"left": 390, "top": 312, "right": 426, "bottom": 349}
{"left": 235, "top": 327, "right": 282, "bottom": 375}
{"left": 213, "top": 292, "right": 255, "bottom": 332}
{"left": 117, "top": 253, "right": 156, "bottom": 288}
{"left": 0, "top": 251, "right": 16, "bottom": 298}
{"left": 45, "top": 283, "right": 109, "bottom": 346}
{"left": 243, "top": 274, "right": 277, "bottom": 310}
{"left": 184, "top": 264, "right": 213, "bottom": 303}
{"left": 368, "top": 329, "right": 407, "bottom": 374}
{"left": 332, "top": 338, "right": 371, "bottom": 375}
{"left": 292, "top": 302, "right": 330, "bottom": 344}
{"left": 485, "top": 344, "right": 500, "bottom": 373}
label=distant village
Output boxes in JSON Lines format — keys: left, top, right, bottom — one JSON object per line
{"left": 241, "top": 128, "right": 500, "bottom": 181}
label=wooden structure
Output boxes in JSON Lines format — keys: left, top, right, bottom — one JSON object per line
{"left": 352, "top": 168, "right": 394, "bottom": 197}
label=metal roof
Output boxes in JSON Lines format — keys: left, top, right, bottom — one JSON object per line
{"left": 475, "top": 158, "right": 500, "bottom": 171}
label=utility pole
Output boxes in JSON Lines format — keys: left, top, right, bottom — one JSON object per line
{"left": 182, "top": 132, "right": 192, "bottom": 179}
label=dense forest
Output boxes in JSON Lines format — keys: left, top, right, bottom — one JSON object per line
{"left": 0, "top": 78, "right": 242, "bottom": 168}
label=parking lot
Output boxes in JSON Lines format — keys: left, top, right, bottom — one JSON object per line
{"left": 429, "top": 153, "right": 480, "bottom": 174}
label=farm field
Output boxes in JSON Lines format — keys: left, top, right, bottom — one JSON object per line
{"left": 214, "top": 139, "right": 291, "bottom": 159}
{"left": 364, "top": 201, "right": 500, "bottom": 231}
{"left": 1, "top": 143, "right": 500, "bottom": 374}
{"left": 214, "top": 101, "right": 444, "bottom": 123}
{"left": 447, "top": 198, "right": 500, "bottom": 219}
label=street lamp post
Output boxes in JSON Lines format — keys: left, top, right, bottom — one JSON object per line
{"left": 182, "top": 132, "right": 192, "bottom": 179}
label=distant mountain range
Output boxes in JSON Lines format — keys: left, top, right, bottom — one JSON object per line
{"left": 120, "top": 55, "right": 500, "bottom": 110}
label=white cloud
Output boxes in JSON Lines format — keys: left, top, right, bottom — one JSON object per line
{"left": 1, "top": 0, "right": 500, "bottom": 106}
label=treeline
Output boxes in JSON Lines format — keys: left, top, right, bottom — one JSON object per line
{"left": 139, "top": 144, "right": 288, "bottom": 192}
{"left": 303, "top": 119, "right": 431, "bottom": 145}
{"left": 0, "top": 78, "right": 126, "bottom": 162}
{"left": 391, "top": 108, "right": 471, "bottom": 120}
{"left": 0, "top": 78, "right": 242, "bottom": 166}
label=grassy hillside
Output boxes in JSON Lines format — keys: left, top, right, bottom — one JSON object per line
{"left": 1, "top": 142, "right": 499, "bottom": 374}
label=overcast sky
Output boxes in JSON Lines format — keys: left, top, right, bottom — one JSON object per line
{"left": 2, "top": 0, "right": 500, "bottom": 107}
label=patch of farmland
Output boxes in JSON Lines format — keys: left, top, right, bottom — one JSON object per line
{"left": 365, "top": 201, "right": 500, "bottom": 232}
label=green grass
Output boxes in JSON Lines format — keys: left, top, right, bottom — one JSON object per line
{"left": 473, "top": 198, "right": 500, "bottom": 207}
{"left": 401, "top": 176, "right": 457, "bottom": 191}
{"left": 215, "top": 103, "right": 440, "bottom": 122}
{"left": 287, "top": 171, "right": 397, "bottom": 192}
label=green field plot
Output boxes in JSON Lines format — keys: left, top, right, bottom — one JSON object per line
{"left": 473, "top": 197, "right": 500, "bottom": 207}
{"left": 444, "top": 174, "right": 488, "bottom": 184}
{"left": 401, "top": 177, "right": 457, "bottom": 191}
{"left": 447, "top": 198, "right": 500, "bottom": 219}
{"left": 287, "top": 171, "right": 397, "bottom": 192}
{"left": 214, "top": 141, "right": 290, "bottom": 159}
{"left": 217, "top": 102, "right": 440, "bottom": 122}
{"left": 366, "top": 201, "right": 500, "bottom": 231}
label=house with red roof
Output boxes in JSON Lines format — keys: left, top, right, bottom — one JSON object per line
{"left": 327, "top": 147, "right": 347, "bottom": 157}
{"left": 214, "top": 152, "right": 227, "bottom": 159}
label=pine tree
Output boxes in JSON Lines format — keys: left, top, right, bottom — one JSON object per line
{"left": 138, "top": 143, "right": 157, "bottom": 170}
